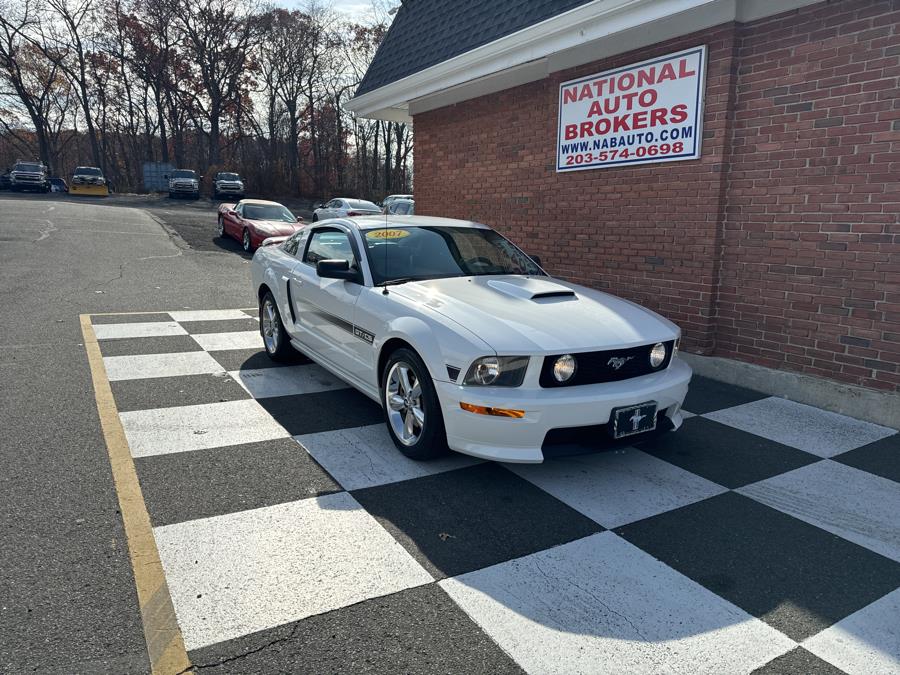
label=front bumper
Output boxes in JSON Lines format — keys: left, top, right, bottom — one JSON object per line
{"left": 436, "top": 356, "right": 692, "bottom": 463}
{"left": 170, "top": 183, "right": 199, "bottom": 194}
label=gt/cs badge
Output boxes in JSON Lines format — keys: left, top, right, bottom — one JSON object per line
{"left": 607, "top": 356, "right": 634, "bottom": 370}
{"left": 353, "top": 326, "right": 375, "bottom": 344}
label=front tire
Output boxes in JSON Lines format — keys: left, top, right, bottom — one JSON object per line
{"left": 217, "top": 216, "right": 226, "bottom": 238}
{"left": 260, "top": 292, "right": 293, "bottom": 361}
{"left": 242, "top": 228, "right": 252, "bottom": 252}
{"left": 382, "top": 348, "right": 448, "bottom": 460}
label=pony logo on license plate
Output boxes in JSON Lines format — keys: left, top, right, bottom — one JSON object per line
{"left": 611, "top": 402, "right": 657, "bottom": 439}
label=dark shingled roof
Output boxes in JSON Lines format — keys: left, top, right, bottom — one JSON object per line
{"left": 355, "top": 0, "right": 596, "bottom": 97}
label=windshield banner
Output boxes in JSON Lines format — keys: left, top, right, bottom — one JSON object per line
{"left": 556, "top": 45, "right": 706, "bottom": 172}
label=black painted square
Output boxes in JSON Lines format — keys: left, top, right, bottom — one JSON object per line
{"left": 617, "top": 492, "right": 900, "bottom": 640}
{"left": 352, "top": 463, "right": 603, "bottom": 579}
{"left": 209, "top": 348, "right": 309, "bottom": 371}
{"left": 833, "top": 433, "right": 900, "bottom": 484}
{"left": 97, "top": 335, "right": 202, "bottom": 357}
{"left": 683, "top": 375, "right": 767, "bottom": 414}
{"left": 136, "top": 438, "right": 340, "bottom": 526}
{"left": 178, "top": 318, "right": 260, "bottom": 334}
{"left": 256, "top": 389, "right": 383, "bottom": 435}
{"left": 637, "top": 416, "right": 819, "bottom": 489}
{"left": 111, "top": 373, "right": 249, "bottom": 413}
{"left": 186, "top": 584, "right": 523, "bottom": 674}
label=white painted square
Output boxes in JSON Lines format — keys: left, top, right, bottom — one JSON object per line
{"left": 154, "top": 492, "right": 434, "bottom": 650}
{"left": 191, "top": 331, "right": 262, "bottom": 352}
{"left": 93, "top": 321, "right": 186, "bottom": 340}
{"left": 119, "top": 399, "right": 288, "bottom": 457}
{"left": 103, "top": 351, "right": 224, "bottom": 382}
{"left": 705, "top": 397, "right": 896, "bottom": 457}
{"left": 739, "top": 460, "right": 900, "bottom": 562}
{"left": 296, "top": 425, "right": 481, "bottom": 491}
{"left": 169, "top": 309, "right": 250, "bottom": 322}
{"left": 508, "top": 448, "right": 726, "bottom": 528}
{"left": 229, "top": 364, "right": 346, "bottom": 399}
{"left": 440, "top": 532, "right": 794, "bottom": 674}
{"left": 803, "top": 588, "right": 900, "bottom": 675}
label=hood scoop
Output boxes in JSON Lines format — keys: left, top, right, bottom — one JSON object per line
{"left": 487, "top": 278, "right": 577, "bottom": 301}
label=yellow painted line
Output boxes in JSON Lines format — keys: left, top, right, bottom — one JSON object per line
{"left": 80, "top": 314, "right": 193, "bottom": 674}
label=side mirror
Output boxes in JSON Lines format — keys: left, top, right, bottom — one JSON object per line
{"left": 226, "top": 209, "right": 236, "bottom": 216}
{"left": 317, "top": 259, "right": 358, "bottom": 282}
{"left": 531, "top": 254, "right": 543, "bottom": 267}
{"left": 296, "top": 215, "right": 303, "bottom": 222}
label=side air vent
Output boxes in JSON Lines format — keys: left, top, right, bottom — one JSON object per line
{"left": 446, "top": 365, "right": 461, "bottom": 381}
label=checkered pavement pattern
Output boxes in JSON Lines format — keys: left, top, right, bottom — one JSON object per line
{"left": 90, "top": 309, "right": 900, "bottom": 674}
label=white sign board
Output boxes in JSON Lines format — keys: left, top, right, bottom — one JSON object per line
{"left": 556, "top": 46, "right": 707, "bottom": 172}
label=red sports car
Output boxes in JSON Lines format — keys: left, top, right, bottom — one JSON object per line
{"left": 217, "top": 199, "right": 304, "bottom": 252}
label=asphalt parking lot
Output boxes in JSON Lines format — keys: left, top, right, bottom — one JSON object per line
{"left": 2, "top": 195, "right": 899, "bottom": 673}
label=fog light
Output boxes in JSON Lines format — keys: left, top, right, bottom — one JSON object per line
{"left": 650, "top": 342, "right": 667, "bottom": 367}
{"left": 553, "top": 354, "right": 576, "bottom": 382}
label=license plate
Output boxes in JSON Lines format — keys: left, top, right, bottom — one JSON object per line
{"left": 611, "top": 402, "right": 657, "bottom": 439}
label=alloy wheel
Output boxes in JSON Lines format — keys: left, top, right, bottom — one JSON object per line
{"left": 385, "top": 362, "right": 424, "bottom": 446}
{"left": 261, "top": 298, "right": 278, "bottom": 353}
{"left": 243, "top": 229, "right": 251, "bottom": 251}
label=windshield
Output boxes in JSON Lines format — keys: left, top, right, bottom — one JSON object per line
{"left": 347, "top": 199, "right": 378, "bottom": 210}
{"left": 172, "top": 170, "right": 196, "bottom": 179}
{"left": 218, "top": 173, "right": 240, "bottom": 181}
{"left": 75, "top": 167, "right": 101, "bottom": 176}
{"left": 243, "top": 204, "right": 295, "bottom": 223}
{"left": 363, "top": 226, "right": 544, "bottom": 285}
{"left": 14, "top": 163, "right": 41, "bottom": 172}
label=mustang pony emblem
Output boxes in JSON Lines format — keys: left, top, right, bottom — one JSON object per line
{"left": 607, "top": 356, "right": 634, "bottom": 370}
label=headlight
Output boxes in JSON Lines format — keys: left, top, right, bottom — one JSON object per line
{"left": 553, "top": 354, "right": 577, "bottom": 382}
{"left": 464, "top": 356, "right": 529, "bottom": 387}
{"left": 650, "top": 342, "right": 667, "bottom": 367}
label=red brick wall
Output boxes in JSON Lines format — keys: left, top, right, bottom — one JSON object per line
{"left": 719, "top": 0, "right": 899, "bottom": 390}
{"left": 413, "top": 0, "right": 899, "bottom": 391}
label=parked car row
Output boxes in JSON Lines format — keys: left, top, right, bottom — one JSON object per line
{"left": 0, "top": 161, "right": 109, "bottom": 196}
{"left": 164, "top": 169, "right": 245, "bottom": 200}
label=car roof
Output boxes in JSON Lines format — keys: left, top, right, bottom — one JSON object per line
{"left": 239, "top": 199, "right": 285, "bottom": 207}
{"left": 334, "top": 215, "right": 489, "bottom": 231}
{"left": 74, "top": 166, "right": 101, "bottom": 170}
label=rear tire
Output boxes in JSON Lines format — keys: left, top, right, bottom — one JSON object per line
{"left": 381, "top": 348, "right": 448, "bottom": 460}
{"left": 260, "top": 292, "right": 293, "bottom": 362}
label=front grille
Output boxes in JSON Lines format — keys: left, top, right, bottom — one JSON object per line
{"left": 539, "top": 340, "right": 675, "bottom": 387}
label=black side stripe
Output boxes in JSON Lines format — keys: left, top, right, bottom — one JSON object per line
{"left": 308, "top": 307, "right": 375, "bottom": 344}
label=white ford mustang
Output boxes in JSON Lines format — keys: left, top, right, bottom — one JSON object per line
{"left": 250, "top": 215, "right": 691, "bottom": 463}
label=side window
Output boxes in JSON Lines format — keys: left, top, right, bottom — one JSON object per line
{"left": 283, "top": 231, "right": 305, "bottom": 256}
{"left": 304, "top": 229, "right": 356, "bottom": 266}
{"left": 326, "top": 200, "right": 338, "bottom": 209}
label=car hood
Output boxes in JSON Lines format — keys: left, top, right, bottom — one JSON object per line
{"left": 389, "top": 275, "right": 679, "bottom": 353}
{"left": 251, "top": 220, "right": 303, "bottom": 235}
{"left": 216, "top": 180, "right": 243, "bottom": 185}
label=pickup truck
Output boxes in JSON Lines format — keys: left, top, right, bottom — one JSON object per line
{"left": 9, "top": 161, "right": 50, "bottom": 193}
{"left": 167, "top": 169, "right": 201, "bottom": 199}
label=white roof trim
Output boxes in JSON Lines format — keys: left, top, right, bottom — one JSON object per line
{"left": 347, "top": 0, "right": 823, "bottom": 121}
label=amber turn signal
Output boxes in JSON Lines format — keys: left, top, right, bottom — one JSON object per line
{"left": 459, "top": 402, "right": 525, "bottom": 418}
